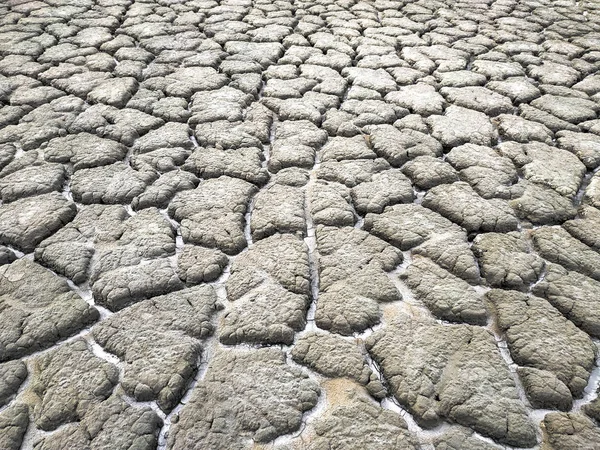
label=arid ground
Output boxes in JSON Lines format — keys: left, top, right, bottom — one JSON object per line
{"left": 1, "top": 0, "right": 600, "bottom": 449}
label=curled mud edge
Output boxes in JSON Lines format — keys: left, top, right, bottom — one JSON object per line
{"left": 572, "top": 339, "right": 600, "bottom": 413}
{"left": 243, "top": 194, "right": 257, "bottom": 247}
{"left": 414, "top": 188, "right": 426, "bottom": 205}
{"left": 573, "top": 165, "right": 600, "bottom": 208}
{"left": 65, "top": 278, "right": 113, "bottom": 320}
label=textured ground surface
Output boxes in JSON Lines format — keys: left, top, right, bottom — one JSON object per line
{"left": 1, "top": 0, "right": 600, "bottom": 449}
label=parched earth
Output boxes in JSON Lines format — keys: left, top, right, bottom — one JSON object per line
{"left": 1, "top": 0, "right": 600, "bottom": 449}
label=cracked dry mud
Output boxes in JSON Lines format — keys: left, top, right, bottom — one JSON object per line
{"left": 1, "top": 0, "right": 600, "bottom": 449}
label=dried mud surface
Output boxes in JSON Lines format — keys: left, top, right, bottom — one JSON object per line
{"left": 1, "top": 0, "right": 600, "bottom": 449}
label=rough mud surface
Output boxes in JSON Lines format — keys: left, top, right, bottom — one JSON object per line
{"left": 0, "top": 0, "right": 600, "bottom": 449}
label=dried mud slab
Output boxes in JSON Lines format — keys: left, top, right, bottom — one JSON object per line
{"left": 132, "top": 170, "right": 200, "bottom": 210}
{"left": 177, "top": 245, "right": 229, "bottom": 284}
{"left": 440, "top": 86, "right": 513, "bottom": 116}
{"left": 168, "top": 176, "right": 257, "bottom": 254}
{"left": 82, "top": 208, "right": 180, "bottom": 302}
{"left": 316, "top": 158, "right": 391, "bottom": 188}
{"left": 304, "top": 382, "right": 418, "bottom": 450}
{"left": 386, "top": 83, "right": 444, "bottom": 116}
{"left": 29, "top": 339, "right": 119, "bottom": 431}
{"left": 365, "top": 203, "right": 480, "bottom": 284}
{"left": 291, "top": 333, "right": 385, "bottom": 398}
{"left": 3, "top": 0, "right": 600, "bottom": 447}
{"left": 44, "top": 133, "right": 128, "bottom": 170}
{"left": 487, "top": 290, "right": 596, "bottom": 398}
{"left": 426, "top": 106, "right": 497, "bottom": 147}
{"left": 308, "top": 181, "right": 355, "bottom": 227}
{"left": 533, "top": 262, "right": 600, "bottom": 339}
{"left": 493, "top": 114, "right": 553, "bottom": 145}
{"left": 0, "top": 163, "right": 65, "bottom": 203}
{"left": 70, "top": 104, "right": 164, "bottom": 146}
{"left": 472, "top": 232, "right": 545, "bottom": 292}
{"left": 432, "top": 426, "right": 504, "bottom": 450}
{"left": 320, "top": 135, "right": 377, "bottom": 161}
{"left": 366, "top": 318, "right": 536, "bottom": 447}
{"left": 269, "top": 120, "right": 327, "bottom": 172}
{"left": 401, "top": 156, "right": 459, "bottom": 191}
{"left": 166, "top": 348, "right": 320, "bottom": 449}
{"left": 542, "top": 413, "right": 600, "bottom": 450}
{"left": 0, "top": 259, "right": 98, "bottom": 361}
{"left": 584, "top": 386, "right": 600, "bottom": 423}
{"left": 351, "top": 169, "right": 414, "bottom": 214}
{"left": 0, "top": 360, "right": 27, "bottom": 407}
{"left": 250, "top": 182, "right": 306, "bottom": 240}
{"left": 0, "top": 192, "right": 76, "bottom": 252}
{"left": 563, "top": 206, "right": 600, "bottom": 251}
{"left": 531, "top": 227, "right": 600, "bottom": 282}
{"left": 91, "top": 258, "right": 184, "bottom": 311}
{"left": 583, "top": 171, "right": 600, "bottom": 209}
{"left": 497, "top": 142, "right": 586, "bottom": 198}
{"left": 33, "top": 396, "right": 162, "bottom": 450}
{"left": 0, "top": 403, "right": 29, "bottom": 450}
{"left": 34, "top": 225, "right": 94, "bottom": 284}
{"left": 71, "top": 163, "right": 157, "bottom": 204}
{"left": 368, "top": 125, "right": 443, "bottom": 167}
{"left": 401, "top": 256, "right": 487, "bottom": 325}
{"left": 183, "top": 146, "right": 269, "bottom": 186}
{"left": 517, "top": 367, "right": 573, "bottom": 411}
{"left": 422, "top": 182, "right": 519, "bottom": 233}
{"left": 222, "top": 234, "right": 310, "bottom": 345}
{"left": 509, "top": 180, "right": 577, "bottom": 225}
{"left": 93, "top": 286, "right": 221, "bottom": 412}
{"left": 315, "top": 226, "right": 402, "bottom": 335}
{"left": 445, "top": 144, "right": 517, "bottom": 199}
{"left": 556, "top": 131, "right": 600, "bottom": 170}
